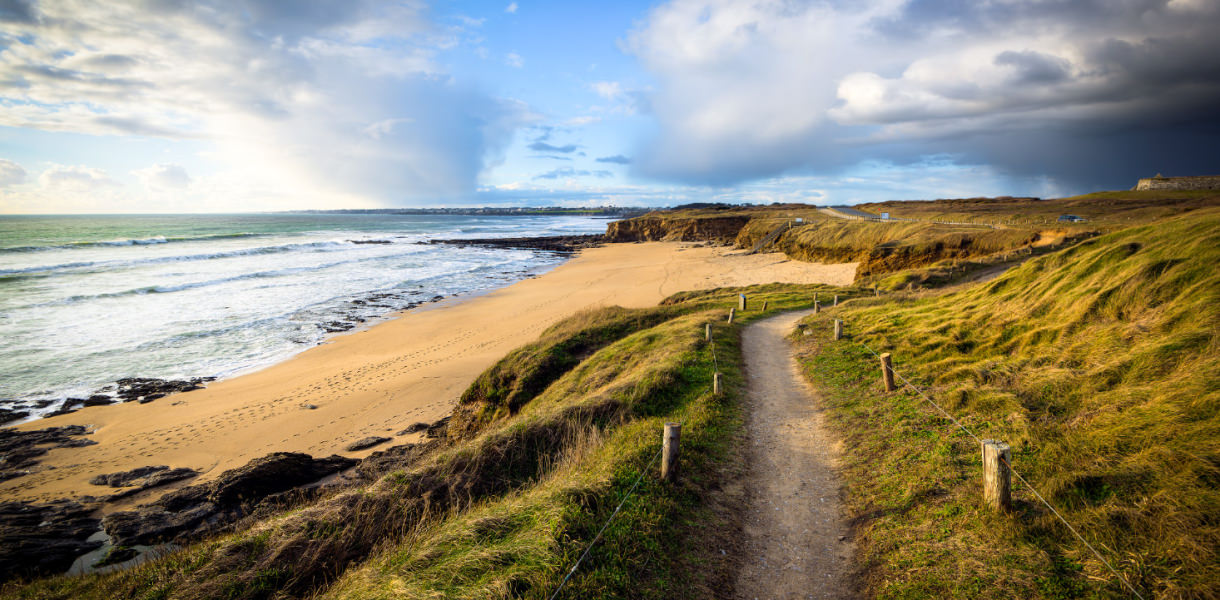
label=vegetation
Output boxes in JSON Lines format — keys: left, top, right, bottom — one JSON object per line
{"left": 793, "top": 208, "right": 1220, "bottom": 598}
{"left": 2, "top": 284, "right": 853, "bottom": 600}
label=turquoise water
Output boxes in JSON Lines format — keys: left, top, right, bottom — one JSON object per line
{"left": 0, "top": 213, "right": 608, "bottom": 419}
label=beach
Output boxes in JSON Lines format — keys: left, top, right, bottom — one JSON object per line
{"left": 2, "top": 241, "right": 856, "bottom": 505}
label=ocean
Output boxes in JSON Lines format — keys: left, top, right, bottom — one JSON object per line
{"left": 0, "top": 213, "right": 609, "bottom": 420}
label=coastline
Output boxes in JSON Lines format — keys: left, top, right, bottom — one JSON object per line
{"left": 1, "top": 241, "right": 856, "bottom": 505}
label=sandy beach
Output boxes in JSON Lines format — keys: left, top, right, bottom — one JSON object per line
{"left": 2, "top": 242, "right": 856, "bottom": 505}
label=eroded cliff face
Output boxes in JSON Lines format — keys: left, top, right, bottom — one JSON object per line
{"left": 605, "top": 215, "right": 751, "bottom": 244}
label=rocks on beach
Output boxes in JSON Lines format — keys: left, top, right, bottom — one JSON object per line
{"left": 102, "top": 452, "right": 358, "bottom": 547}
{"left": 0, "top": 424, "right": 96, "bottom": 481}
{"left": 115, "top": 377, "right": 215, "bottom": 404}
{"left": 427, "top": 234, "right": 603, "bottom": 254}
{"left": 88, "top": 466, "right": 200, "bottom": 501}
{"left": 0, "top": 499, "right": 103, "bottom": 582}
{"left": 344, "top": 436, "right": 390, "bottom": 451}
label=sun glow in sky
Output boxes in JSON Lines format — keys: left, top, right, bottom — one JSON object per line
{"left": 1, "top": 0, "right": 1218, "bottom": 213}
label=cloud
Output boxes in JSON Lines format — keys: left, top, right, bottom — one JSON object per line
{"left": 506, "top": 52, "right": 524, "bottom": 68}
{"left": 591, "top": 81, "right": 623, "bottom": 100}
{"left": 0, "top": 0, "right": 530, "bottom": 206}
{"left": 625, "top": 0, "right": 1220, "bottom": 190}
{"left": 505, "top": 2, "right": 518, "bottom": 14}
{"left": 134, "top": 164, "right": 191, "bottom": 190}
{"left": 596, "top": 155, "right": 631, "bottom": 164}
{"left": 528, "top": 141, "right": 579, "bottom": 153}
{"left": 0, "top": 159, "right": 27, "bottom": 186}
{"left": 38, "top": 165, "right": 120, "bottom": 191}
{"left": 533, "top": 167, "right": 613, "bottom": 180}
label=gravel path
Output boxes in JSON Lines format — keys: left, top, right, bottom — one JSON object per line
{"left": 735, "top": 309, "right": 853, "bottom": 599}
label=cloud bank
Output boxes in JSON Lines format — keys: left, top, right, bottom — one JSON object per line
{"left": 0, "top": 0, "right": 529, "bottom": 207}
{"left": 626, "top": 0, "right": 1220, "bottom": 191}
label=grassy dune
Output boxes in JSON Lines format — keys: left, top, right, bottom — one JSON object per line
{"left": 794, "top": 208, "right": 1220, "bottom": 598}
{"left": 2, "top": 285, "right": 856, "bottom": 600}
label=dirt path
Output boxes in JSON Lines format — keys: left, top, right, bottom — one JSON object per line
{"left": 735, "top": 310, "right": 853, "bottom": 599}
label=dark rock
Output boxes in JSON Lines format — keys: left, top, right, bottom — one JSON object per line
{"left": 113, "top": 377, "right": 210, "bottom": 403}
{"left": 84, "top": 394, "right": 113, "bottom": 406}
{"left": 0, "top": 424, "right": 93, "bottom": 480}
{"left": 428, "top": 234, "right": 603, "bottom": 254}
{"left": 398, "top": 422, "right": 430, "bottom": 435}
{"left": 425, "top": 416, "right": 451, "bottom": 439}
{"left": 0, "top": 407, "right": 29, "bottom": 425}
{"left": 92, "top": 545, "right": 138, "bottom": 568}
{"left": 355, "top": 443, "right": 421, "bottom": 481}
{"left": 44, "top": 400, "right": 79, "bottom": 417}
{"left": 349, "top": 239, "right": 392, "bottom": 244}
{"left": 32, "top": 399, "right": 55, "bottom": 409}
{"left": 89, "top": 465, "right": 198, "bottom": 496}
{"left": 321, "top": 321, "right": 355, "bottom": 333}
{"left": 102, "top": 452, "right": 359, "bottom": 546}
{"left": 0, "top": 499, "right": 103, "bottom": 581}
{"left": 344, "top": 436, "right": 390, "bottom": 452}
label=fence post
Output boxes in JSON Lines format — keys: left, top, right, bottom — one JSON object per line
{"left": 880, "top": 352, "right": 895, "bottom": 392}
{"left": 813, "top": 301, "right": 820, "bottom": 314}
{"left": 833, "top": 295, "right": 839, "bottom": 306}
{"left": 874, "top": 286, "right": 879, "bottom": 297}
{"left": 705, "top": 322, "right": 711, "bottom": 342}
{"left": 982, "top": 440, "right": 1012, "bottom": 512}
{"left": 739, "top": 294, "right": 747, "bottom": 311}
{"left": 833, "top": 319, "right": 842, "bottom": 341}
{"left": 762, "top": 300, "right": 768, "bottom": 311}
{"left": 727, "top": 308, "right": 735, "bottom": 324}
{"left": 713, "top": 372, "right": 722, "bottom": 395}
{"left": 662, "top": 423, "right": 682, "bottom": 482}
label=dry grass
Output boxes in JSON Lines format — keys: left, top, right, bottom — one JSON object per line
{"left": 794, "top": 208, "right": 1220, "bottom": 598}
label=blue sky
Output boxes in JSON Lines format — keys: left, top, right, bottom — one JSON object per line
{"left": 1, "top": 0, "right": 1218, "bottom": 213}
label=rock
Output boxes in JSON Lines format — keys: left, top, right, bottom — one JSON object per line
{"left": 397, "top": 422, "right": 430, "bottom": 435}
{"left": 0, "top": 499, "right": 103, "bottom": 581}
{"left": 84, "top": 394, "right": 113, "bottom": 406}
{"left": 102, "top": 452, "right": 358, "bottom": 546}
{"left": 344, "top": 436, "right": 390, "bottom": 452}
{"left": 113, "top": 377, "right": 212, "bottom": 403}
{"left": 302, "top": 404, "right": 318, "bottom": 410}
{"left": 92, "top": 545, "right": 138, "bottom": 568}
{"left": 425, "top": 416, "right": 451, "bottom": 439}
{"left": 89, "top": 465, "right": 198, "bottom": 491}
{"left": 427, "top": 234, "right": 604, "bottom": 254}
{"left": 44, "top": 400, "right": 79, "bottom": 417}
{"left": 0, "top": 424, "right": 94, "bottom": 480}
{"left": 0, "top": 407, "right": 29, "bottom": 425}
{"left": 355, "top": 443, "right": 421, "bottom": 481}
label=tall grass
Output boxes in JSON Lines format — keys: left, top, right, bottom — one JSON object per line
{"left": 795, "top": 208, "right": 1220, "bottom": 598}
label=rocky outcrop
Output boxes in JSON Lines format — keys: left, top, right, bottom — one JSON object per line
{"left": 0, "top": 424, "right": 95, "bottom": 481}
{"left": 0, "top": 500, "right": 102, "bottom": 581}
{"left": 114, "top": 377, "right": 215, "bottom": 403}
{"left": 344, "top": 436, "right": 390, "bottom": 451}
{"left": 89, "top": 465, "right": 199, "bottom": 500}
{"left": 604, "top": 215, "right": 751, "bottom": 244}
{"left": 101, "top": 452, "right": 358, "bottom": 546}
{"left": 428, "top": 234, "right": 604, "bottom": 253}
{"left": 0, "top": 407, "right": 28, "bottom": 425}
{"left": 355, "top": 443, "right": 424, "bottom": 481}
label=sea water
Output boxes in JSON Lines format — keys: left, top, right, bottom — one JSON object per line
{"left": 0, "top": 213, "right": 608, "bottom": 419}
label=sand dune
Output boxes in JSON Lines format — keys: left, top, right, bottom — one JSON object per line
{"left": 1, "top": 242, "right": 856, "bottom": 504}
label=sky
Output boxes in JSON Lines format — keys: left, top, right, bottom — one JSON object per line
{"left": 0, "top": 0, "right": 1218, "bottom": 213}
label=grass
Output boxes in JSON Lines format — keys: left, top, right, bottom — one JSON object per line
{"left": 1, "top": 283, "right": 858, "bottom": 600}
{"left": 792, "top": 208, "right": 1220, "bottom": 598}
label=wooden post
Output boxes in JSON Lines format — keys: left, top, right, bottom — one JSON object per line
{"left": 880, "top": 352, "right": 895, "bottom": 392}
{"left": 874, "top": 286, "right": 879, "bottom": 297}
{"left": 906, "top": 282, "right": 914, "bottom": 291}
{"left": 662, "top": 423, "right": 682, "bottom": 482}
{"left": 833, "top": 319, "right": 842, "bottom": 341}
{"left": 762, "top": 300, "right": 768, "bottom": 311}
{"left": 705, "top": 322, "right": 711, "bottom": 342}
{"left": 739, "top": 294, "right": 747, "bottom": 311}
{"left": 982, "top": 440, "right": 1012, "bottom": 512}
{"left": 833, "top": 295, "right": 839, "bottom": 306}
{"left": 727, "top": 308, "right": 735, "bottom": 324}
{"left": 814, "top": 292, "right": 819, "bottom": 304}
{"left": 713, "top": 372, "right": 722, "bottom": 395}
{"left": 813, "top": 301, "right": 820, "bottom": 314}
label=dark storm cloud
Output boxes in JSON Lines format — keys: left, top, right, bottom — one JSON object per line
{"left": 0, "top": 0, "right": 36, "bottom": 24}
{"left": 628, "top": 0, "right": 1220, "bottom": 193}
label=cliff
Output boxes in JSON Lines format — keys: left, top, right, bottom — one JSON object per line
{"left": 604, "top": 214, "right": 753, "bottom": 244}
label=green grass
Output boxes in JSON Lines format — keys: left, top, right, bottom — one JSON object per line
{"left": 1, "top": 284, "right": 860, "bottom": 600}
{"left": 793, "top": 208, "right": 1220, "bottom": 598}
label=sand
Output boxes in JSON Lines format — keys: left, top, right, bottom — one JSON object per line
{"left": 1, "top": 242, "right": 856, "bottom": 505}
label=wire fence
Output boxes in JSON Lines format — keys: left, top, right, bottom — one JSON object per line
{"left": 851, "top": 325, "right": 1146, "bottom": 599}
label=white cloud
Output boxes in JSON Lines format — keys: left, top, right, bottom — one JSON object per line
{"left": 133, "top": 164, "right": 192, "bottom": 190}
{"left": 505, "top": 52, "right": 524, "bottom": 68}
{"left": 590, "top": 81, "right": 623, "bottom": 101}
{"left": 0, "top": 0, "right": 530, "bottom": 208}
{"left": 505, "top": 3, "right": 519, "bottom": 14}
{"left": 0, "top": 159, "right": 28, "bottom": 187}
{"left": 38, "top": 165, "right": 121, "bottom": 191}
{"left": 625, "top": 0, "right": 1220, "bottom": 188}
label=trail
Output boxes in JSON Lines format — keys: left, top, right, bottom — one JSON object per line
{"left": 735, "top": 310, "right": 853, "bottom": 599}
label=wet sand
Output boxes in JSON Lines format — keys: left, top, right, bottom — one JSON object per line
{"left": 2, "top": 242, "right": 856, "bottom": 504}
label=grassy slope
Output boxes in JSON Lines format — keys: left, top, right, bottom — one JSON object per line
{"left": 2, "top": 285, "right": 855, "bottom": 600}
{"left": 794, "top": 208, "right": 1220, "bottom": 598}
